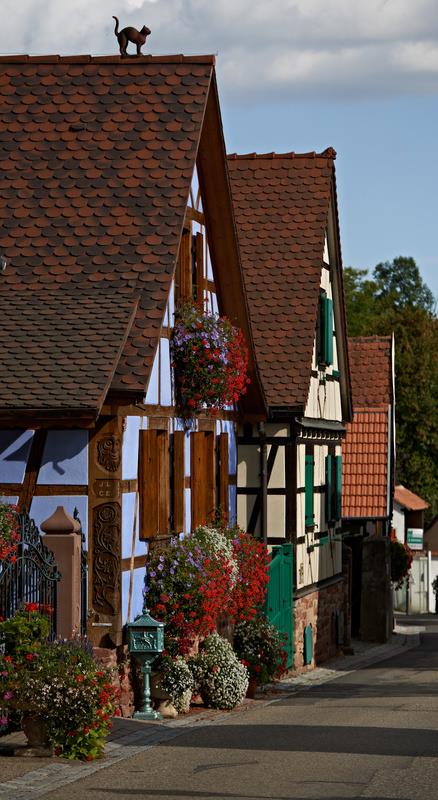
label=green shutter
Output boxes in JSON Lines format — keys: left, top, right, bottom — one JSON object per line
{"left": 305, "top": 454, "right": 314, "bottom": 527}
{"left": 304, "top": 624, "right": 313, "bottom": 665}
{"left": 335, "top": 454, "right": 342, "bottom": 520}
{"left": 324, "top": 297, "right": 333, "bottom": 365}
{"left": 325, "top": 454, "right": 333, "bottom": 522}
{"left": 319, "top": 294, "right": 333, "bottom": 366}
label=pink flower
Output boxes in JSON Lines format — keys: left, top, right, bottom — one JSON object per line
{"left": 3, "top": 691, "right": 14, "bottom": 701}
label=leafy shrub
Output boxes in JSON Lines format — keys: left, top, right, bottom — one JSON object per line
{"left": 156, "top": 655, "right": 194, "bottom": 712}
{"left": 189, "top": 632, "right": 248, "bottom": 710}
{"left": 233, "top": 614, "right": 288, "bottom": 684}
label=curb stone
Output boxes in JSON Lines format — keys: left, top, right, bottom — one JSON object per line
{"left": 0, "top": 628, "right": 422, "bottom": 799}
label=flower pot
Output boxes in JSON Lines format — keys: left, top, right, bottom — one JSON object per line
{"left": 21, "top": 714, "right": 53, "bottom": 756}
{"left": 174, "top": 688, "right": 192, "bottom": 714}
{"left": 246, "top": 677, "right": 258, "bottom": 699}
{"left": 156, "top": 699, "right": 178, "bottom": 718}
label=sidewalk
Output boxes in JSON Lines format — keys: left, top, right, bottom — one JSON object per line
{"left": 0, "top": 623, "right": 422, "bottom": 799}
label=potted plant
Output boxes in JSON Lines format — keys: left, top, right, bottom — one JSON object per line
{"left": 189, "top": 632, "right": 249, "bottom": 710}
{"left": 152, "top": 654, "right": 194, "bottom": 716}
{"left": 0, "top": 608, "right": 118, "bottom": 760}
{"left": 145, "top": 526, "right": 237, "bottom": 655}
{"left": 171, "top": 302, "right": 250, "bottom": 417}
{"left": 233, "top": 613, "right": 288, "bottom": 696}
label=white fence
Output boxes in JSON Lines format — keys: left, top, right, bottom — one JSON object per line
{"left": 393, "top": 552, "right": 438, "bottom": 614}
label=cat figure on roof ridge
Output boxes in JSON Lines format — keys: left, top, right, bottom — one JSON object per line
{"left": 113, "top": 16, "right": 151, "bottom": 58}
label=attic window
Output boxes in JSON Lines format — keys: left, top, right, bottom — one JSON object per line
{"left": 318, "top": 291, "right": 333, "bottom": 367}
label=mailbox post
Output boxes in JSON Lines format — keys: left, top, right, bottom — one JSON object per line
{"left": 127, "top": 608, "right": 164, "bottom": 720}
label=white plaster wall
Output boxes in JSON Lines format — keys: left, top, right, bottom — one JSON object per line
{"left": 268, "top": 444, "right": 285, "bottom": 489}
{"left": 393, "top": 503, "right": 405, "bottom": 542}
{"left": 267, "top": 495, "right": 285, "bottom": 538}
{"left": 238, "top": 444, "right": 260, "bottom": 487}
{"left": 0, "top": 430, "right": 34, "bottom": 484}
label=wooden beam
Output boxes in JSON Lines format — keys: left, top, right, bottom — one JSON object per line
{"left": 185, "top": 206, "right": 205, "bottom": 226}
{"left": 18, "top": 430, "right": 47, "bottom": 513}
{"left": 88, "top": 417, "right": 123, "bottom": 647}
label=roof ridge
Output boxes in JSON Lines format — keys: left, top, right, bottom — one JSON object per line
{"left": 228, "top": 147, "right": 336, "bottom": 161}
{"left": 0, "top": 53, "right": 216, "bottom": 64}
{"left": 349, "top": 335, "right": 392, "bottom": 343}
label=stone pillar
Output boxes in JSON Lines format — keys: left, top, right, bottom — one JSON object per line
{"left": 360, "top": 535, "right": 392, "bottom": 643}
{"left": 41, "top": 506, "right": 82, "bottom": 639}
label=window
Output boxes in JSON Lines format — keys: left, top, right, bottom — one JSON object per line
{"left": 325, "top": 453, "right": 342, "bottom": 524}
{"left": 318, "top": 292, "right": 333, "bottom": 366}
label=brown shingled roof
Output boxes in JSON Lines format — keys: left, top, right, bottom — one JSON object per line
{"left": 227, "top": 149, "right": 337, "bottom": 410}
{"left": 0, "top": 55, "right": 214, "bottom": 404}
{"left": 0, "top": 288, "right": 138, "bottom": 418}
{"left": 348, "top": 336, "right": 393, "bottom": 407}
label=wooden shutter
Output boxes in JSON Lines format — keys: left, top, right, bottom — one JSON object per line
{"left": 173, "top": 431, "right": 185, "bottom": 533}
{"left": 191, "top": 431, "right": 215, "bottom": 528}
{"left": 304, "top": 454, "right": 314, "bottom": 528}
{"left": 335, "top": 454, "right": 342, "bottom": 520}
{"left": 218, "top": 432, "right": 229, "bottom": 523}
{"left": 139, "top": 429, "right": 169, "bottom": 540}
{"left": 325, "top": 454, "right": 333, "bottom": 523}
{"left": 176, "top": 228, "right": 192, "bottom": 301}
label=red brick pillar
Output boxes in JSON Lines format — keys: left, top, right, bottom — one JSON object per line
{"left": 41, "top": 506, "right": 82, "bottom": 639}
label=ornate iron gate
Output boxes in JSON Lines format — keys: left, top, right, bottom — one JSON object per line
{"left": 0, "top": 511, "right": 61, "bottom": 638}
{"left": 264, "top": 543, "right": 294, "bottom": 668}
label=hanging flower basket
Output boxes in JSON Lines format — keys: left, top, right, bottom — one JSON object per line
{"left": 0, "top": 503, "right": 20, "bottom": 563}
{"left": 171, "top": 303, "right": 250, "bottom": 416}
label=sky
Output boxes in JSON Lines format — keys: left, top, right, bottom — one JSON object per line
{"left": 1, "top": 0, "right": 437, "bottom": 299}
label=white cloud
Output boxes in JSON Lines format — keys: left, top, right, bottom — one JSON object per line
{"left": 1, "top": 0, "right": 438, "bottom": 98}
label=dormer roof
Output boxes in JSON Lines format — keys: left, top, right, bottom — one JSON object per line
{"left": 227, "top": 149, "right": 350, "bottom": 414}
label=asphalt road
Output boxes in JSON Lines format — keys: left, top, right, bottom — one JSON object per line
{"left": 46, "top": 615, "right": 438, "bottom": 800}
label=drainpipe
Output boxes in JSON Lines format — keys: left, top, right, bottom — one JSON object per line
{"left": 258, "top": 422, "right": 268, "bottom": 546}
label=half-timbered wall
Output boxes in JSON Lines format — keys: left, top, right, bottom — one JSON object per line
{"left": 120, "top": 165, "right": 237, "bottom": 625}
{"left": 295, "top": 440, "right": 342, "bottom": 591}
{"left": 305, "top": 250, "right": 342, "bottom": 422}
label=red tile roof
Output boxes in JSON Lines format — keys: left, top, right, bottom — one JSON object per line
{"left": 0, "top": 288, "right": 138, "bottom": 415}
{"left": 0, "top": 55, "right": 214, "bottom": 405}
{"left": 394, "top": 485, "right": 429, "bottom": 511}
{"left": 348, "top": 336, "right": 393, "bottom": 407}
{"left": 342, "top": 337, "right": 393, "bottom": 519}
{"left": 227, "top": 150, "right": 336, "bottom": 410}
{"left": 342, "top": 409, "right": 389, "bottom": 519}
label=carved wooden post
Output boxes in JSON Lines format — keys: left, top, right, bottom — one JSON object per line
{"left": 88, "top": 416, "right": 123, "bottom": 647}
{"left": 41, "top": 506, "right": 81, "bottom": 640}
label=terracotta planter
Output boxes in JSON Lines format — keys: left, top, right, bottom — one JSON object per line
{"left": 245, "top": 677, "right": 258, "bottom": 699}
{"left": 21, "top": 714, "right": 53, "bottom": 755}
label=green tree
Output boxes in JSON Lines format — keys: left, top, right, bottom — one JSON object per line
{"left": 374, "top": 256, "right": 435, "bottom": 313}
{"left": 343, "top": 258, "right": 438, "bottom": 518}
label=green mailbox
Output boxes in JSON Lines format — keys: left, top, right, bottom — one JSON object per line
{"left": 127, "top": 608, "right": 164, "bottom": 720}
